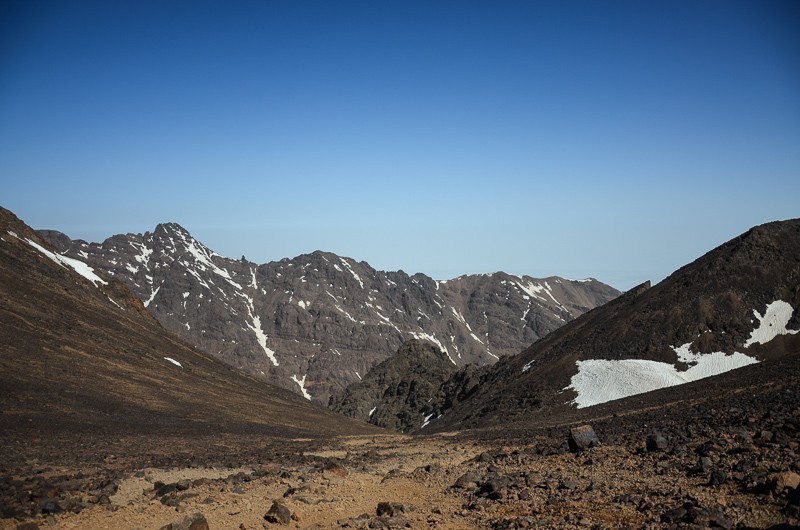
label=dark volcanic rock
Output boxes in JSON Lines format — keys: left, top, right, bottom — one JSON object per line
{"left": 376, "top": 501, "right": 404, "bottom": 517}
{"left": 264, "top": 500, "right": 292, "bottom": 524}
{"left": 159, "top": 512, "right": 210, "bottom": 530}
{"left": 646, "top": 432, "right": 669, "bottom": 452}
{"left": 37, "top": 224, "right": 619, "bottom": 404}
{"left": 568, "top": 425, "right": 600, "bottom": 452}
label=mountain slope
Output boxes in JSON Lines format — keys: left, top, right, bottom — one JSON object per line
{"left": 426, "top": 218, "right": 800, "bottom": 431}
{"left": 0, "top": 207, "right": 378, "bottom": 439}
{"left": 39, "top": 224, "right": 619, "bottom": 403}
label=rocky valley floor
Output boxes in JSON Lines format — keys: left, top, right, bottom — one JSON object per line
{"left": 2, "top": 390, "right": 799, "bottom": 530}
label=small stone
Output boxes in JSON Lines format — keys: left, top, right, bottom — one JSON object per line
{"left": 156, "top": 483, "right": 178, "bottom": 497}
{"left": 568, "top": 425, "right": 600, "bottom": 452}
{"left": 264, "top": 501, "right": 292, "bottom": 524}
{"left": 646, "top": 432, "right": 669, "bottom": 452}
{"left": 453, "top": 473, "right": 482, "bottom": 489}
{"left": 376, "top": 501, "right": 404, "bottom": 517}
{"left": 661, "top": 507, "right": 687, "bottom": 524}
{"left": 475, "top": 452, "right": 494, "bottom": 463}
{"left": 709, "top": 470, "right": 728, "bottom": 486}
{"left": 559, "top": 480, "right": 578, "bottom": 490}
{"left": 158, "top": 512, "right": 210, "bottom": 530}
{"left": 39, "top": 500, "right": 63, "bottom": 515}
{"left": 768, "top": 471, "right": 800, "bottom": 493}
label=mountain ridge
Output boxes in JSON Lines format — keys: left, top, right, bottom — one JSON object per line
{"left": 37, "top": 222, "right": 620, "bottom": 403}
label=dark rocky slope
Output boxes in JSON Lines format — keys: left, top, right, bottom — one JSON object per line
{"left": 329, "top": 339, "right": 460, "bottom": 432}
{"left": 38, "top": 224, "right": 619, "bottom": 404}
{"left": 426, "top": 218, "right": 800, "bottom": 432}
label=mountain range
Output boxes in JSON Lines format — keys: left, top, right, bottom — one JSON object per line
{"left": 2, "top": 206, "right": 799, "bottom": 528}
{"left": 38, "top": 223, "right": 619, "bottom": 404}
{"left": 328, "top": 218, "right": 800, "bottom": 435}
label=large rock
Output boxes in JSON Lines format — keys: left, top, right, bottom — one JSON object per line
{"left": 264, "top": 500, "right": 292, "bottom": 524}
{"left": 568, "top": 425, "right": 601, "bottom": 452}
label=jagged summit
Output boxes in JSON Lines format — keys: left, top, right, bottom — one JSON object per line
{"left": 36, "top": 222, "right": 620, "bottom": 404}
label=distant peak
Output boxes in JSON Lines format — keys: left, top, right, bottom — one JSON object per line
{"left": 154, "top": 222, "right": 191, "bottom": 238}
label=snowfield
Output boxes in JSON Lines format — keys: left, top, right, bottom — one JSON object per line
{"left": 10, "top": 233, "right": 108, "bottom": 287}
{"left": 565, "top": 300, "right": 797, "bottom": 408}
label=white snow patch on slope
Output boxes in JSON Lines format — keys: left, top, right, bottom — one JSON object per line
{"left": 184, "top": 238, "right": 243, "bottom": 290}
{"left": 744, "top": 300, "right": 798, "bottom": 347}
{"left": 339, "top": 258, "right": 364, "bottom": 289}
{"left": 133, "top": 241, "right": 152, "bottom": 265}
{"left": 164, "top": 357, "right": 183, "bottom": 368}
{"left": 522, "top": 360, "right": 534, "bottom": 373}
{"left": 409, "top": 332, "right": 456, "bottom": 365}
{"left": 242, "top": 295, "right": 279, "bottom": 366}
{"left": 369, "top": 406, "right": 377, "bottom": 417}
{"left": 15, "top": 235, "right": 108, "bottom": 287}
{"left": 291, "top": 374, "right": 312, "bottom": 400}
{"left": 566, "top": 349, "right": 758, "bottom": 409}
{"left": 144, "top": 285, "right": 161, "bottom": 307}
{"left": 566, "top": 302, "right": 798, "bottom": 408}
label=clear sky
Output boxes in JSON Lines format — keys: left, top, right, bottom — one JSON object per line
{"left": 2, "top": 1, "right": 798, "bottom": 290}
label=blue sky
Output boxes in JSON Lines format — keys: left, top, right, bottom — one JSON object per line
{"left": 2, "top": 1, "right": 798, "bottom": 290}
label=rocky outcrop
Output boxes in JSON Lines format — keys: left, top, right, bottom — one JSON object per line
{"left": 329, "top": 339, "right": 459, "bottom": 432}
{"left": 37, "top": 224, "right": 620, "bottom": 403}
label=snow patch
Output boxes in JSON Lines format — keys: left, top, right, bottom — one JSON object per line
{"left": 15, "top": 235, "right": 108, "bottom": 287}
{"left": 566, "top": 342, "right": 759, "bottom": 408}
{"left": 291, "top": 374, "right": 312, "bottom": 400}
{"left": 522, "top": 360, "right": 534, "bottom": 373}
{"left": 164, "top": 357, "right": 182, "bottom": 368}
{"left": 409, "top": 332, "right": 456, "bottom": 365}
{"left": 185, "top": 238, "right": 242, "bottom": 290}
{"left": 242, "top": 294, "right": 278, "bottom": 366}
{"left": 339, "top": 258, "right": 364, "bottom": 289}
{"left": 369, "top": 406, "right": 377, "bottom": 417}
{"left": 744, "top": 300, "right": 798, "bottom": 347}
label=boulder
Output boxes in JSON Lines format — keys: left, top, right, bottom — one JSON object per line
{"left": 568, "top": 425, "right": 600, "bottom": 452}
